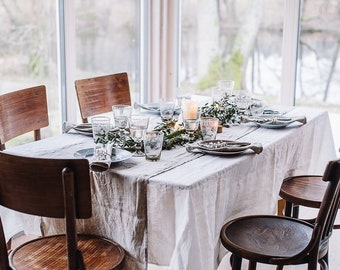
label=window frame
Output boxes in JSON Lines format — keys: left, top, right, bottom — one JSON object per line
{"left": 60, "top": 0, "right": 300, "bottom": 122}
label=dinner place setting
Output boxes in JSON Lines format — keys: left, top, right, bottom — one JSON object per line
{"left": 61, "top": 79, "right": 312, "bottom": 171}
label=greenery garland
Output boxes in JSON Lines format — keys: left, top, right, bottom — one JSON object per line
{"left": 200, "top": 93, "right": 240, "bottom": 126}
{"left": 96, "top": 94, "right": 239, "bottom": 151}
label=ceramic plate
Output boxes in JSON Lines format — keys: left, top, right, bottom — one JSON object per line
{"left": 141, "top": 103, "right": 181, "bottom": 115}
{"left": 186, "top": 140, "right": 252, "bottom": 155}
{"left": 248, "top": 115, "right": 294, "bottom": 129}
{"left": 197, "top": 148, "right": 248, "bottom": 156}
{"left": 73, "top": 123, "right": 93, "bottom": 136}
{"left": 197, "top": 140, "right": 251, "bottom": 152}
{"left": 74, "top": 148, "right": 133, "bottom": 163}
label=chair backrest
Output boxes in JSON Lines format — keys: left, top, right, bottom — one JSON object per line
{"left": 0, "top": 152, "right": 92, "bottom": 269}
{"left": 0, "top": 85, "right": 49, "bottom": 150}
{"left": 304, "top": 159, "right": 340, "bottom": 260}
{"left": 75, "top": 72, "right": 131, "bottom": 123}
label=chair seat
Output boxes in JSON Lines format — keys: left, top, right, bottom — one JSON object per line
{"left": 280, "top": 175, "right": 324, "bottom": 208}
{"left": 220, "top": 215, "right": 313, "bottom": 264}
{"left": 10, "top": 234, "right": 125, "bottom": 270}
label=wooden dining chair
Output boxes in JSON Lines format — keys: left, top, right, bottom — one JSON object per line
{"left": 220, "top": 158, "right": 340, "bottom": 270}
{"left": 0, "top": 85, "right": 49, "bottom": 150}
{"left": 75, "top": 72, "right": 131, "bottom": 123}
{"left": 279, "top": 175, "right": 340, "bottom": 228}
{"left": 0, "top": 152, "right": 125, "bottom": 270}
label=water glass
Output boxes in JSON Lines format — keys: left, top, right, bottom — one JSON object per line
{"left": 112, "top": 105, "right": 132, "bottom": 129}
{"left": 218, "top": 80, "right": 235, "bottom": 96}
{"left": 143, "top": 131, "right": 164, "bottom": 161}
{"left": 91, "top": 116, "right": 111, "bottom": 160}
{"left": 200, "top": 117, "right": 219, "bottom": 141}
{"left": 112, "top": 105, "right": 132, "bottom": 146}
{"left": 159, "top": 100, "right": 175, "bottom": 122}
{"left": 130, "top": 115, "right": 149, "bottom": 157}
{"left": 183, "top": 118, "right": 200, "bottom": 142}
{"left": 212, "top": 80, "right": 235, "bottom": 101}
{"left": 234, "top": 90, "right": 252, "bottom": 114}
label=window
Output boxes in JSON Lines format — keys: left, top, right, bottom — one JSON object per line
{"left": 296, "top": 0, "right": 340, "bottom": 153}
{"left": 0, "top": 0, "right": 60, "bottom": 146}
{"left": 180, "top": 0, "right": 284, "bottom": 105}
{"left": 74, "top": 0, "right": 140, "bottom": 102}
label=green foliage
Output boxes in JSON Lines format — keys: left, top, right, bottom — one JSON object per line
{"left": 97, "top": 120, "right": 201, "bottom": 151}
{"left": 222, "top": 50, "right": 243, "bottom": 89}
{"left": 198, "top": 50, "right": 244, "bottom": 91}
{"left": 201, "top": 94, "right": 240, "bottom": 126}
{"left": 198, "top": 54, "right": 222, "bottom": 90}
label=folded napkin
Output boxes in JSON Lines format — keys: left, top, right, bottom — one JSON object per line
{"left": 90, "top": 160, "right": 111, "bottom": 172}
{"left": 186, "top": 140, "right": 263, "bottom": 155}
{"left": 62, "top": 121, "right": 92, "bottom": 135}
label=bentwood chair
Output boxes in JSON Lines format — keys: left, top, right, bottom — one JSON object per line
{"left": 279, "top": 175, "right": 340, "bottom": 229}
{"left": 220, "top": 158, "right": 340, "bottom": 270}
{"left": 75, "top": 72, "right": 131, "bottom": 123}
{"left": 0, "top": 85, "right": 49, "bottom": 150}
{"left": 0, "top": 152, "right": 125, "bottom": 270}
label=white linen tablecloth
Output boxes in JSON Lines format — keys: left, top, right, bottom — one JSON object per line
{"left": 1, "top": 107, "right": 336, "bottom": 270}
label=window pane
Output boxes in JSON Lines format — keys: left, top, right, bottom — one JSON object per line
{"left": 0, "top": 0, "right": 60, "bottom": 146}
{"left": 75, "top": 0, "right": 140, "bottom": 102}
{"left": 180, "top": 0, "right": 284, "bottom": 104}
{"left": 297, "top": 0, "right": 340, "bottom": 154}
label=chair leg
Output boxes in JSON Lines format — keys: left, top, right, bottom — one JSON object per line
{"left": 319, "top": 258, "right": 328, "bottom": 270}
{"left": 230, "top": 254, "right": 242, "bottom": 270}
{"left": 292, "top": 204, "right": 300, "bottom": 218}
{"left": 276, "top": 265, "right": 284, "bottom": 270}
{"left": 284, "top": 201, "right": 293, "bottom": 217}
{"left": 248, "top": 260, "right": 257, "bottom": 270}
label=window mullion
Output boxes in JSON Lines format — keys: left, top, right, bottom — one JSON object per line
{"left": 281, "top": 0, "right": 301, "bottom": 106}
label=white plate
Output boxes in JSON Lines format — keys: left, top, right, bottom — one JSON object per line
{"left": 74, "top": 148, "right": 133, "bottom": 163}
{"left": 73, "top": 123, "right": 93, "bottom": 136}
{"left": 198, "top": 140, "right": 251, "bottom": 152}
{"left": 141, "top": 103, "right": 181, "bottom": 115}
{"left": 247, "top": 115, "right": 294, "bottom": 129}
{"left": 257, "top": 122, "right": 290, "bottom": 129}
{"left": 186, "top": 140, "right": 252, "bottom": 155}
{"left": 197, "top": 148, "right": 248, "bottom": 156}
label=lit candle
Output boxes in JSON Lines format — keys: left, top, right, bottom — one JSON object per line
{"left": 182, "top": 100, "right": 198, "bottom": 120}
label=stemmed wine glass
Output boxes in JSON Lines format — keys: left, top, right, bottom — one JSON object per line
{"left": 130, "top": 115, "right": 149, "bottom": 157}
{"left": 112, "top": 105, "right": 132, "bottom": 147}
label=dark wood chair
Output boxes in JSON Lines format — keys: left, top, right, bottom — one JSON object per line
{"left": 220, "top": 159, "right": 340, "bottom": 270}
{"left": 0, "top": 85, "right": 49, "bottom": 150}
{"left": 75, "top": 72, "right": 131, "bottom": 123}
{"left": 279, "top": 175, "right": 340, "bottom": 229}
{"left": 0, "top": 152, "right": 125, "bottom": 270}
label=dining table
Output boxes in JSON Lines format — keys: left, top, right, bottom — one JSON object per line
{"left": 1, "top": 106, "right": 337, "bottom": 270}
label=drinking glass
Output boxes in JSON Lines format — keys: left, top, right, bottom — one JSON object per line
{"left": 200, "top": 117, "right": 219, "bottom": 141}
{"left": 112, "top": 105, "right": 132, "bottom": 146}
{"left": 175, "top": 87, "right": 191, "bottom": 108}
{"left": 130, "top": 115, "right": 149, "bottom": 157}
{"left": 234, "top": 90, "right": 252, "bottom": 115}
{"left": 212, "top": 80, "right": 235, "bottom": 101}
{"left": 143, "top": 131, "right": 164, "bottom": 161}
{"left": 91, "top": 116, "right": 111, "bottom": 160}
{"left": 183, "top": 119, "right": 200, "bottom": 143}
{"left": 159, "top": 100, "right": 175, "bottom": 122}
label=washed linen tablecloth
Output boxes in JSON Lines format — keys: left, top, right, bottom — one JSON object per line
{"left": 1, "top": 107, "right": 336, "bottom": 270}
